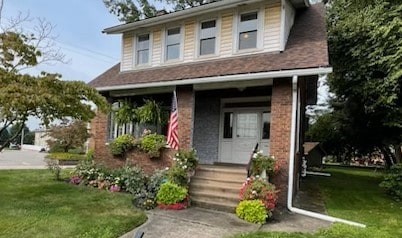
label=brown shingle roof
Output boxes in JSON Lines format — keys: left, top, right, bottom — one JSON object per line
{"left": 89, "top": 4, "right": 329, "bottom": 89}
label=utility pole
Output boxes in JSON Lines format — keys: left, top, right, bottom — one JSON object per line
{"left": 20, "top": 126, "right": 24, "bottom": 146}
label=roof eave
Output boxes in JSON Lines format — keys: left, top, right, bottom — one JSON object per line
{"left": 103, "top": 0, "right": 265, "bottom": 34}
{"left": 290, "top": 0, "right": 310, "bottom": 9}
{"left": 95, "top": 66, "right": 333, "bottom": 92}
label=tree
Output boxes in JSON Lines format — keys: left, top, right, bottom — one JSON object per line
{"left": 103, "top": 0, "right": 221, "bottom": 23}
{"left": 311, "top": 0, "right": 402, "bottom": 166}
{"left": 46, "top": 120, "right": 90, "bottom": 153}
{"left": 0, "top": 128, "right": 9, "bottom": 146}
{"left": 163, "top": 0, "right": 220, "bottom": 11}
{"left": 0, "top": 3, "right": 108, "bottom": 152}
{"left": 8, "top": 123, "right": 34, "bottom": 145}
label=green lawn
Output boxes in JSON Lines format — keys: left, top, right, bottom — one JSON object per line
{"left": 0, "top": 170, "right": 147, "bottom": 238}
{"left": 232, "top": 167, "right": 402, "bottom": 238}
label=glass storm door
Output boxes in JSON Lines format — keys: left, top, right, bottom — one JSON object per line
{"left": 232, "top": 113, "right": 259, "bottom": 164}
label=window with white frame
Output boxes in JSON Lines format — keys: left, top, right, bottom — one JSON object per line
{"left": 199, "top": 20, "right": 216, "bottom": 56}
{"left": 166, "top": 27, "right": 181, "bottom": 60}
{"left": 238, "top": 12, "right": 258, "bottom": 50}
{"left": 136, "top": 33, "right": 150, "bottom": 65}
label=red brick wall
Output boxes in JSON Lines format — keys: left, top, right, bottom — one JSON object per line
{"left": 90, "top": 112, "right": 173, "bottom": 174}
{"left": 270, "top": 78, "right": 292, "bottom": 206}
{"left": 177, "top": 86, "right": 194, "bottom": 149}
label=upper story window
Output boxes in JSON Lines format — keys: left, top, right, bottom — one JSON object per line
{"left": 136, "top": 34, "right": 150, "bottom": 65}
{"left": 238, "top": 12, "right": 258, "bottom": 50}
{"left": 199, "top": 20, "right": 216, "bottom": 56}
{"left": 166, "top": 27, "right": 181, "bottom": 61}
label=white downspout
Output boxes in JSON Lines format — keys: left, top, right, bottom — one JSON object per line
{"left": 287, "top": 75, "right": 366, "bottom": 228}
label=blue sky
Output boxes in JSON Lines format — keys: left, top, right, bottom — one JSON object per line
{"left": 2, "top": 0, "right": 168, "bottom": 129}
{"left": 2, "top": 0, "right": 122, "bottom": 82}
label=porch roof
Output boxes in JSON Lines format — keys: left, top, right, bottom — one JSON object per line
{"left": 89, "top": 4, "right": 330, "bottom": 91}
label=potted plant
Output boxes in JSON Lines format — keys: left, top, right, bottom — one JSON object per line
{"left": 156, "top": 181, "right": 188, "bottom": 210}
{"left": 249, "top": 151, "right": 277, "bottom": 180}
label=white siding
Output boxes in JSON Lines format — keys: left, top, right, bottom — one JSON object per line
{"left": 220, "top": 11, "right": 234, "bottom": 57}
{"left": 121, "top": 33, "right": 133, "bottom": 71}
{"left": 152, "top": 29, "right": 162, "bottom": 66}
{"left": 183, "top": 20, "right": 196, "bottom": 62}
{"left": 118, "top": 0, "right": 285, "bottom": 70}
{"left": 264, "top": 2, "right": 282, "bottom": 52}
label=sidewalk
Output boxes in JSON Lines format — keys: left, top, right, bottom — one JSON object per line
{"left": 121, "top": 207, "right": 331, "bottom": 238}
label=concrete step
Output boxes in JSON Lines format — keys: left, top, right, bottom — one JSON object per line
{"left": 190, "top": 197, "right": 237, "bottom": 213}
{"left": 190, "top": 177, "right": 244, "bottom": 189}
{"left": 190, "top": 190, "right": 239, "bottom": 204}
{"left": 189, "top": 165, "right": 247, "bottom": 212}
{"left": 195, "top": 166, "right": 248, "bottom": 181}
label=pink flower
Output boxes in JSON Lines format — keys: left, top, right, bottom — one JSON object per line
{"left": 109, "top": 185, "right": 121, "bottom": 192}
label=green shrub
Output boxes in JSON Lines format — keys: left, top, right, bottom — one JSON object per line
{"left": 45, "top": 152, "right": 87, "bottom": 161}
{"left": 380, "top": 163, "right": 402, "bottom": 201}
{"left": 239, "top": 176, "right": 277, "bottom": 216}
{"left": 236, "top": 200, "right": 268, "bottom": 224}
{"left": 48, "top": 143, "right": 65, "bottom": 153}
{"left": 172, "top": 149, "right": 199, "bottom": 171}
{"left": 73, "top": 160, "right": 104, "bottom": 182}
{"left": 68, "top": 148, "right": 85, "bottom": 154}
{"left": 139, "top": 133, "right": 166, "bottom": 158}
{"left": 156, "top": 181, "right": 187, "bottom": 205}
{"left": 46, "top": 159, "right": 61, "bottom": 180}
{"left": 132, "top": 169, "right": 167, "bottom": 209}
{"left": 117, "top": 165, "right": 147, "bottom": 194}
{"left": 86, "top": 149, "right": 94, "bottom": 160}
{"left": 167, "top": 164, "right": 188, "bottom": 187}
{"left": 109, "top": 134, "right": 136, "bottom": 156}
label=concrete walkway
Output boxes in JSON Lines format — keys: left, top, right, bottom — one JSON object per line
{"left": 121, "top": 207, "right": 331, "bottom": 238}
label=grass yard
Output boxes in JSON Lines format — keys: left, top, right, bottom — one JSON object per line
{"left": 232, "top": 167, "right": 402, "bottom": 238}
{"left": 0, "top": 170, "right": 147, "bottom": 238}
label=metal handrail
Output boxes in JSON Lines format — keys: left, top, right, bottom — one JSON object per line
{"left": 246, "top": 143, "right": 259, "bottom": 177}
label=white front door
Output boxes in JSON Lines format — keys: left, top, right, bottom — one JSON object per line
{"left": 232, "top": 113, "right": 259, "bottom": 164}
{"left": 219, "top": 109, "right": 270, "bottom": 164}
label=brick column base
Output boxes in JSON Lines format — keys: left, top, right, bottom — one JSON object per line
{"left": 177, "top": 86, "right": 194, "bottom": 150}
{"left": 269, "top": 78, "right": 292, "bottom": 206}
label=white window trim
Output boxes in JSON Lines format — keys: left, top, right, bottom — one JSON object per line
{"left": 162, "top": 25, "right": 184, "bottom": 63}
{"left": 133, "top": 32, "right": 153, "bottom": 67}
{"left": 232, "top": 7, "right": 265, "bottom": 55}
{"left": 195, "top": 18, "right": 221, "bottom": 59}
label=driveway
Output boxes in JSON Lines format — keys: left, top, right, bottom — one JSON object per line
{"left": 0, "top": 149, "right": 47, "bottom": 169}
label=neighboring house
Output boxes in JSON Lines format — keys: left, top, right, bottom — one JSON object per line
{"left": 34, "top": 129, "right": 51, "bottom": 150}
{"left": 89, "top": 0, "right": 331, "bottom": 207}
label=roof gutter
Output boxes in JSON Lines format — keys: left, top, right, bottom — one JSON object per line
{"left": 287, "top": 75, "right": 366, "bottom": 228}
{"left": 95, "top": 67, "right": 332, "bottom": 92}
{"left": 103, "top": 0, "right": 262, "bottom": 34}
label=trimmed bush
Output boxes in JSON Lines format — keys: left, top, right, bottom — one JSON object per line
{"left": 156, "top": 181, "right": 187, "bottom": 205}
{"left": 236, "top": 200, "right": 268, "bottom": 224}
{"left": 380, "top": 163, "right": 402, "bottom": 201}
{"left": 109, "top": 134, "right": 136, "bottom": 156}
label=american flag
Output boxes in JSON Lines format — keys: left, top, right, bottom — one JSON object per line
{"left": 167, "top": 91, "right": 179, "bottom": 150}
